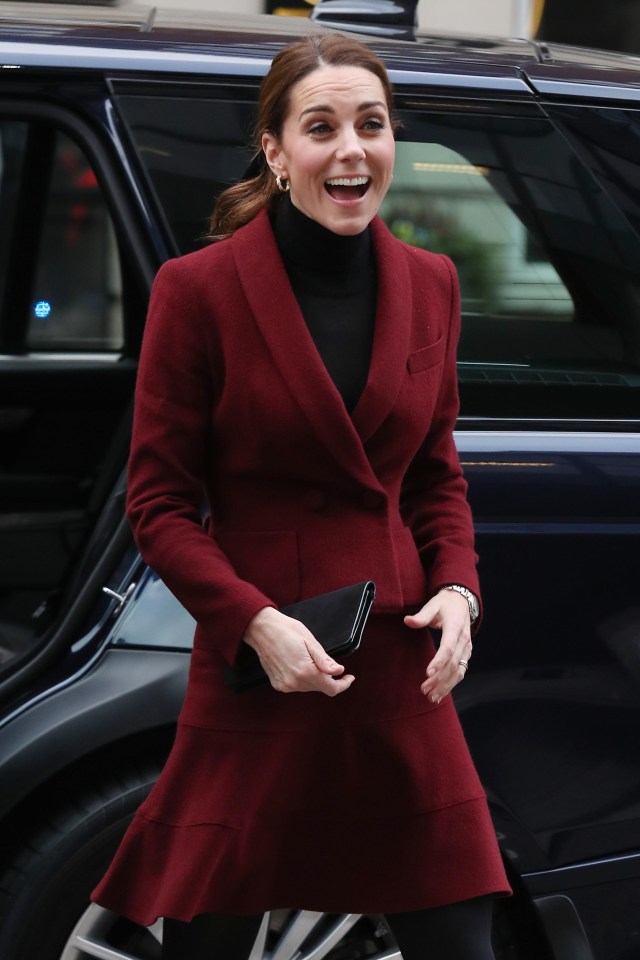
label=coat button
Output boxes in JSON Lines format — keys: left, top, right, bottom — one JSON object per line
{"left": 304, "top": 489, "right": 327, "bottom": 511}
{"left": 362, "top": 490, "right": 385, "bottom": 510}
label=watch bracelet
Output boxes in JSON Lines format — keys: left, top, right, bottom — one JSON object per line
{"left": 444, "top": 584, "right": 479, "bottom": 623}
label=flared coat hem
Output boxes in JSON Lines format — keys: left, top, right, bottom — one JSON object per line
{"left": 92, "top": 617, "right": 511, "bottom": 924}
{"left": 92, "top": 793, "right": 510, "bottom": 926}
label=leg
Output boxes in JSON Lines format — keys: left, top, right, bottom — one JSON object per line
{"left": 162, "top": 911, "right": 263, "bottom": 960}
{"left": 385, "top": 896, "right": 496, "bottom": 960}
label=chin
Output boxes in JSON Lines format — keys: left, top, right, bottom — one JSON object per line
{"left": 324, "top": 210, "right": 374, "bottom": 236}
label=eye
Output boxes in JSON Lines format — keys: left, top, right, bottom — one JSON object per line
{"left": 308, "top": 122, "right": 332, "bottom": 136}
{"left": 362, "top": 117, "right": 385, "bottom": 131}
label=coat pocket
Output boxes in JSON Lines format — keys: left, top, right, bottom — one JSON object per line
{"left": 407, "top": 335, "right": 446, "bottom": 374}
{"left": 215, "top": 529, "right": 300, "bottom": 607}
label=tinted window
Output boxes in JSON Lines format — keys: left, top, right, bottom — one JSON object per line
{"left": 118, "top": 92, "right": 640, "bottom": 422}
{"left": 0, "top": 121, "right": 123, "bottom": 352}
{"left": 385, "top": 110, "right": 640, "bottom": 420}
{"left": 381, "top": 140, "right": 572, "bottom": 325}
{"left": 116, "top": 91, "right": 256, "bottom": 254}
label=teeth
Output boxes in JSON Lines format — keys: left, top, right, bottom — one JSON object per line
{"left": 326, "top": 176, "right": 370, "bottom": 186}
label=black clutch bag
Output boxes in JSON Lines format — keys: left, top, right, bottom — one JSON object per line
{"left": 224, "top": 580, "right": 376, "bottom": 692}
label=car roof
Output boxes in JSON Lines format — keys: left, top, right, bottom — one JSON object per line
{"left": 2, "top": 1, "right": 640, "bottom": 101}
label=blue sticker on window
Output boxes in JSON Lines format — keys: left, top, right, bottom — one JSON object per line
{"left": 34, "top": 301, "right": 52, "bottom": 319}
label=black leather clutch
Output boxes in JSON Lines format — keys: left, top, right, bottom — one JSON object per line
{"left": 224, "top": 580, "right": 376, "bottom": 692}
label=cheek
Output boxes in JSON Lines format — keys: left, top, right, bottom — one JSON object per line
{"left": 371, "top": 143, "right": 395, "bottom": 189}
{"left": 384, "top": 144, "right": 396, "bottom": 181}
{"left": 292, "top": 157, "right": 323, "bottom": 189}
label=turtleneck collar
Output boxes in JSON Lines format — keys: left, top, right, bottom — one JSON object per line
{"left": 273, "top": 195, "right": 373, "bottom": 296}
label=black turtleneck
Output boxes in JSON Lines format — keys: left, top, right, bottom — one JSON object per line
{"left": 273, "top": 196, "right": 376, "bottom": 414}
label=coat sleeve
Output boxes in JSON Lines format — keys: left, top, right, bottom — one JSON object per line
{"left": 126, "top": 258, "right": 274, "bottom": 663}
{"left": 400, "top": 254, "right": 482, "bottom": 625}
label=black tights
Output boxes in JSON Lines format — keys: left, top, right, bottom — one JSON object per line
{"left": 162, "top": 896, "right": 496, "bottom": 960}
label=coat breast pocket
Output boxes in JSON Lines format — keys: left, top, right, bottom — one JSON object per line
{"left": 407, "top": 336, "right": 446, "bottom": 374}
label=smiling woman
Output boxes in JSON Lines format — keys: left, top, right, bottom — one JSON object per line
{"left": 209, "top": 33, "right": 398, "bottom": 239}
{"left": 91, "top": 30, "right": 510, "bottom": 960}
{"left": 261, "top": 65, "right": 395, "bottom": 234}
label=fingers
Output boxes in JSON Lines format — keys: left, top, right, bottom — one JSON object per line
{"left": 421, "top": 633, "right": 472, "bottom": 702}
{"left": 409, "top": 591, "right": 473, "bottom": 702}
{"left": 403, "top": 596, "right": 438, "bottom": 630}
{"left": 301, "top": 639, "right": 356, "bottom": 696}
{"left": 314, "top": 671, "right": 356, "bottom": 697}
{"left": 244, "top": 608, "right": 355, "bottom": 697}
{"left": 305, "top": 641, "right": 346, "bottom": 677}
{"left": 271, "top": 657, "right": 355, "bottom": 696}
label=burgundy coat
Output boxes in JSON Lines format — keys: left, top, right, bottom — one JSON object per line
{"left": 93, "top": 209, "right": 512, "bottom": 922}
{"left": 126, "top": 208, "right": 480, "bottom": 676}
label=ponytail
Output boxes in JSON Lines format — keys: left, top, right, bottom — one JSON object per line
{"left": 208, "top": 157, "right": 280, "bottom": 241}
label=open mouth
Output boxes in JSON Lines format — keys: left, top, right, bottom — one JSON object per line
{"left": 324, "top": 176, "right": 371, "bottom": 201}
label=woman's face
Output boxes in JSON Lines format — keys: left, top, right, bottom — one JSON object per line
{"left": 262, "top": 65, "right": 396, "bottom": 236}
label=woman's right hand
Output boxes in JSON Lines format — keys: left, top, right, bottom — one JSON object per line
{"left": 242, "top": 607, "right": 355, "bottom": 696}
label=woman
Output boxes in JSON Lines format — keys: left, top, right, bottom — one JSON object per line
{"left": 92, "top": 31, "right": 510, "bottom": 960}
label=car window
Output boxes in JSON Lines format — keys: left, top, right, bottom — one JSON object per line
{"left": 117, "top": 91, "right": 640, "bottom": 423}
{"left": 0, "top": 120, "right": 123, "bottom": 353}
{"left": 385, "top": 110, "right": 640, "bottom": 421}
{"left": 114, "top": 90, "right": 256, "bottom": 254}
{"left": 380, "top": 140, "right": 573, "bottom": 327}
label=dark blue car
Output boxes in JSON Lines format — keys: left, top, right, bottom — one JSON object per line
{"left": 0, "top": 2, "right": 639, "bottom": 957}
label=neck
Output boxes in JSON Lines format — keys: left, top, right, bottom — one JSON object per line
{"left": 273, "top": 195, "right": 372, "bottom": 294}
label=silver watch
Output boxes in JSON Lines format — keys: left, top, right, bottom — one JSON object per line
{"left": 444, "top": 584, "right": 479, "bottom": 623}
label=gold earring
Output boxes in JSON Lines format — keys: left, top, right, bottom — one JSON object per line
{"left": 276, "top": 174, "right": 290, "bottom": 193}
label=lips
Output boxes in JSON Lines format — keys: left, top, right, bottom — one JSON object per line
{"left": 324, "top": 176, "right": 371, "bottom": 201}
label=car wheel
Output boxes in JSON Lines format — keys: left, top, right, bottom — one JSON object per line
{"left": 60, "top": 906, "right": 400, "bottom": 960}
{"left": 0, "top": 758, "right": 164, "bottom": 960}
{"left": 57, "top": 901, "right": 531, "bottom": 960}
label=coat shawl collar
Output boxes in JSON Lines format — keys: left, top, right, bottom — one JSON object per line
{"left": 231, "top": 210, "right": 412, "bottom": 487}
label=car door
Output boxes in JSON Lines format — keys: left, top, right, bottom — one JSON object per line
{"left": 384, "top": 84, "right": 640, "bottom": 956}
{"left": 0, "top": 95, "right": 153, "bottom": 677}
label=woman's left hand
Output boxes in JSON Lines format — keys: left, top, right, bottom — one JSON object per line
{"left": 404, "top": 589, "right": 472, "bottom": 702}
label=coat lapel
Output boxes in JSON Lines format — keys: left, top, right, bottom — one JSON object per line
{"left": 231, "top": 210, "right": 411, "bottom": 483}
{"left": 351, "top": 217, "right": 412, "bottom": 443}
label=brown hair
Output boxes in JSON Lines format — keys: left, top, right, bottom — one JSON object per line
{"left": 208, "top": 32, "right": 395, "bottom": 240}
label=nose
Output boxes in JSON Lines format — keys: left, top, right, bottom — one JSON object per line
{"left": 335, "top": 126, "right": 365, "bottom": 162}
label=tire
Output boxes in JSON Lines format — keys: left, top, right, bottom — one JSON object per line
{"left": 0, "top": 758, "right": 163, "bottom": 960}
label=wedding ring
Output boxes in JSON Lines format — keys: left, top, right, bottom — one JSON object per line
{"left": 459, "top": 658, "right": 469, "bottom": 671}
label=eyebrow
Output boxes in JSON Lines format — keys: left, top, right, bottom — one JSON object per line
{"left": 298, "top": 100, "right": 386, "bottom": 120}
